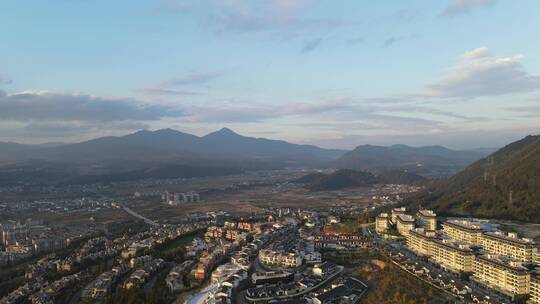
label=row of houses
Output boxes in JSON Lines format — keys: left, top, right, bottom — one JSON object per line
{"left": 124, "top": 257, "right": 164, "bottom": 289}
{"left": 258, "top": 249, "right": 303, "bottom": 268}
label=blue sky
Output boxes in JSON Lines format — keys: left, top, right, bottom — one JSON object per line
{"left": 0, "top": 0, "right": 539, "bottom": 149}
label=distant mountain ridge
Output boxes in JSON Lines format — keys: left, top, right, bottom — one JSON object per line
{"left": 0, "top": 128, "right": 347, "bottom": 185}
{"left": 333, "top": 144, "right": 488, "bottom": 177}
{"left": 0, "top": 129, "right": 492, "bottom": 187}
{"left": 296, "top": 169, "right": 426, "bottom": 191}
{"left": 410, "top": 134, "right": 540, "bottom": 222}
{"left": 0, "top": 128, "right": 345, "bottom": 165}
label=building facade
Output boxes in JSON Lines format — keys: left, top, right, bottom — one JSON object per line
{"left": 396, "top": 214, "right": 415, "bottom": 236}
{"left": 472, "top": 255, "right": 530, "bottom": 299}
{"left": 530, "top": 274, "right": 540, "bottom": 304}
{"left": 391, "top": 207, "right": 406, "bottom": 224}
{"left": 258, "top": 249, "right": 302, "bottom": 268}
{"left": 416, "top": 209, "right": 437, "bottom": 231}
{"left": 375, "top": 213, "right": 390, "bottom": 234}
{"left": 442, "top": 220, "right": 483, "bottom": 246}
{"left": 481, "top": 231, "right": 535, "bottom": 262}
{"left": 406, "top": 228, "right": 436, "bottom": 257}
{"left": 429, "top": 239, "right": 475, "bottom": 273}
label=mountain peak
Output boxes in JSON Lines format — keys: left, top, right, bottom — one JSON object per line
{"left": 153, "top": 128, "right": 184, "bottom": 135}
{"left": 204, "top": 127, "right": 242, "bottom": 138}
{"left": 217, "top": 127, "right": 238, "bottom": 135}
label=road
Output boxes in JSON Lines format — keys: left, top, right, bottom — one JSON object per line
{"left": 120, "top": 204, "right": 159, "bottom": 227}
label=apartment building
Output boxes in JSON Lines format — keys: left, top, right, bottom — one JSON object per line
{"left": 396, "top": 214, "right": 415, "bottom": 236}
{"left": 406, "top": 228, "right": 436, "bottom": 257}
{"left": 472, "top": 255, "right": 530, "bottom": 299}
{"left": 400, "top": 218, "right": 540, "bottom": 301}
{"left": 416, "top": 209, "right": 437, "bottom": 231}
{"left": 258, "top": 249, "right": 302, "bottom": 268}
{"left": 314, "top": 235, "right": 365, "bottom": 250}
{"left": 429, "top": 239, "right": 475, "bottom": 273}
{"left": 442, "top": 220, "right": 483, "bottom": 246}
{"left": 530, "top": 273, "right": 540, "bottom": 304}
{"left": 481, "top": 231, "right": 535, "bottom": 262}
{"left": 375, "top": 213, "right": 390, "bottom": 234}
{"left": 391, "top": 207, "right": 407, "bottom": 224}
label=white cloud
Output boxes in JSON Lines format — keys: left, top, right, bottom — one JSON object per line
{"left": 441, "top": 0, "right": 497, "bottom": 17}
{"left": 462, "top": 46, "right": 490, "bottom": 59}
{"left": 425, "top": 48, "right": 540, "bottom": 98}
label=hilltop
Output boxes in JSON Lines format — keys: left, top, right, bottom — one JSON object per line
{"left": 297, "top": 169, "right": 426, "bottom": 191}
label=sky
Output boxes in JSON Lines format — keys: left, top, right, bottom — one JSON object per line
{"left": 1, "top": 0, "right": 540, "bottom": 149}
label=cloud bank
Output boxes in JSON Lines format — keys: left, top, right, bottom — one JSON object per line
{"left": 426, "top": 48, "right": 540, "bottom": 98}
{"left": 0, "top": 90, "right": 183, "bottom": 122}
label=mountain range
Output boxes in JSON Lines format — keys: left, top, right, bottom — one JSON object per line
{"left": 409, "top": 135, "right": 540, "bottom": 222}
{"left": 332, "top": 144, "right": 490, "bottom": 177}
{"left": 0, "top": 128, "right": 490, "bottom": 186}
{"left": 0, "top": 128, "right": 346, "bottom": 186}
{"left": 2, "top": 128, "right": 537, "bottom": 222}
{"left": 0, "top": 128, "right": 344, "bottom": 165}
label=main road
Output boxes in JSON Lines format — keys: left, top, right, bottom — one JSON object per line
{"left": 119, "top": 203, "right": 159, "bottom": 227}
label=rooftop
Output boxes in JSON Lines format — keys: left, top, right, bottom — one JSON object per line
{"left": 444, "top": 220, "right": 483, "bottom": 232}
{"left": 476, "top": 254, "right": 529, "bottom": 273}
{"left": 483, "top": 231, "right": 535, "bottom": 245}
{"left": 410, "top": 228, "right": 436, "bottom": 238}
{"left": 392, "top": 207, "right": 406, "bottom": 213}
{"left": 418, "top": 209, "right": 436, "bottom": 217}
{"left": 397, "top": 214, "right": 415, "bottom": 223}
{"left": 432, "top": 239, "right": 474, "bottom": 254}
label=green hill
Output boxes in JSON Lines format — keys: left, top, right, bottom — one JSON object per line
{"left": 296, "top": 169, "right": 425, "bottom": 191}
{"left": 413, "top": 135, "right": 540, "bottom": 222}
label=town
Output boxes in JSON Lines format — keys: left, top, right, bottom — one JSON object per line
{"left": 3, "top": 191, "right": 540, "bottom": 304}
{"left": 0, "top": 205, "right": 371, "bottom": 304}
